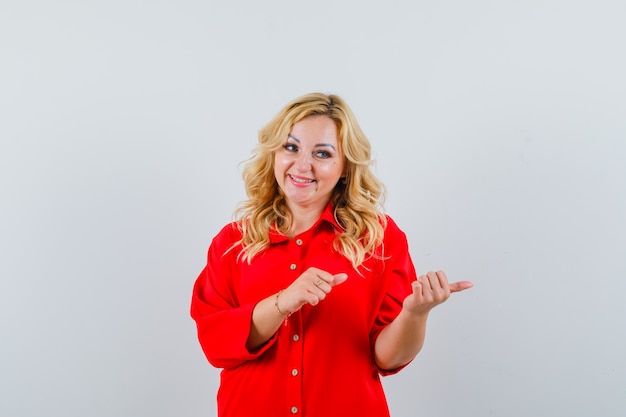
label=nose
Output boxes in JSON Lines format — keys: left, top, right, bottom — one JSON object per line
{"left": 295, "top": 152, "right": 313, "bottom": 172}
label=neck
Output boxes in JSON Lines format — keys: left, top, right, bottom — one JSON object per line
{"left": 287, "top": 202, "right": 327, "bottom": 237}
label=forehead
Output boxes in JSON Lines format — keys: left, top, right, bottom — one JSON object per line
{"left": 289, "top": 115, "right": 339, "bottom": 145}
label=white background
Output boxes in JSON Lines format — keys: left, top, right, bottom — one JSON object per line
{"left": 1, "top": 1, "right": 625, "bottom": 416}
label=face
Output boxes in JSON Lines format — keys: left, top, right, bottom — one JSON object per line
{"left": 274, "top": 115, "right": 344, "bottom": 213}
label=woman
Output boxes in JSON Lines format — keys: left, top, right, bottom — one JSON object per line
{"left": 191, "top": 93, "right": 472, "bottom": 416}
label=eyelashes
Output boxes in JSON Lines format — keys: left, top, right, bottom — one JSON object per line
{"left": 282, "top": 143, "right": 333, "bottom": 159}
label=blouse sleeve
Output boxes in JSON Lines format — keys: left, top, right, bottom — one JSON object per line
{"left": 190, "top": 224, "right": 277, "bottom": 369}
{"left": 370, "top": 216, "right": 418, "bottom": 376}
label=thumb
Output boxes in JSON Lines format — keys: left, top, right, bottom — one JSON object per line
{"left": 449, "top": 280, "right": 473, "bottom": 293}
{"left": 331, "top": 273, "right": 349, "bottom": 287}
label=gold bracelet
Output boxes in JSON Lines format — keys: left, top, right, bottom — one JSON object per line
{"left": 274, "top": 290, "right": 292, "bottom": 318}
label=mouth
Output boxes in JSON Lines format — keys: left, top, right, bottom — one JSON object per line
{"left": 288, "top": 174, "right": 316, "bottom": 184}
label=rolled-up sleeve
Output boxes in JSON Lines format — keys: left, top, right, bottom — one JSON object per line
{"left": 190, "top": 224, "right": 277, "bottom": 369}
{"left": 369, "top": 217, "right": 417, "bottom": 376}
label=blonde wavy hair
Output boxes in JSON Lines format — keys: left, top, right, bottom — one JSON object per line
{"left": 234, "top": 92, "right": 387, "bottom": 269}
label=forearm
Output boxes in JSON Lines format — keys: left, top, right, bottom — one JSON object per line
{"left": 246, "top": 293, "right": 288, "bottom": 351}
{"left": 374, "top": 309, "right": 429, "bottom": 371}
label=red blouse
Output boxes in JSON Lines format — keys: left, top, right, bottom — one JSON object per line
{"left": 191, "top": 204, "right": 417, "bottom": 417}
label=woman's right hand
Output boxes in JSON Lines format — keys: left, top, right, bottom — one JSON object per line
{"left": 247, "top": 268, "right": 348, "bottom": 350}
{"left": 277, "top": 267, "right": 348, "bottom": 315}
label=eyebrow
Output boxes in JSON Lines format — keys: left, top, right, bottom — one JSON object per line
{"left": 287, "top": 134, "right": 336, "bottom": 151}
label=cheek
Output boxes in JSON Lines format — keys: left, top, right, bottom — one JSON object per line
{"left": 332, "top": 159, "right": 345, "bottom": 173}
{"left": 320, "top": 162, "right": 344, "bottom": 179}
{"left": 274, "top": 155, "right": 290, "bottom": 176}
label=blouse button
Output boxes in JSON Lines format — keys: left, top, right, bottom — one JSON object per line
{"left": 295, "top": 239, "right": 303, "bottom": 246}
{"left": 291, "top": 406, "right": 299, "bottom": 414}
{"left": 289, "top": 263, "right": 297, "bottom": 270}
{"left": 291, "top": 368, "right": 299, "bottom": 376}
{"left": 292, "top": 334, "right": 300, "bottom": 342}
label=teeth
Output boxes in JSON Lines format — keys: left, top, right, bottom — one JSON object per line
{"left": 290, "top": 175, "right": 314, "bottom": 183}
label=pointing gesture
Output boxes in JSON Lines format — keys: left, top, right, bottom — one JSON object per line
{"left": 374, "top": 270, "right": 473, "bottom": 370}
{"left": 403, "top": 270, "right": 473, "bottom": 316}
{"left": 277, "top": 267, "right": 349, "bottom": 316}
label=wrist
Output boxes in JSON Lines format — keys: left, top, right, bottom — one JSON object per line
{"left": 274, "top": 290, "right": 292, "bottom": 318}
{"left": 399, "top": 307, "right": 429, "bottom": 323}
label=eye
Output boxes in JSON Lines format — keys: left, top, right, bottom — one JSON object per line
{"left": 283, "top": 143, "right": 298, "bottom": 152}
{"left": 314, "top": 150, "right": 332, "bottom": 159}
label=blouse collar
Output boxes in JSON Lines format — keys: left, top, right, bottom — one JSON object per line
{"left": 268, "top": 202, "right": 342, "bottom": 244}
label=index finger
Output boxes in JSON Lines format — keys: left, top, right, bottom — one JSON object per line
{"left": 434, "top": 270, "right": 450, "bottom": 290}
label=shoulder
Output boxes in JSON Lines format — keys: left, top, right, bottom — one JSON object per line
{"left": 381, "top": 214, "right": 409, "bottom": 247}
{"left": 382, "top": 214, "right": 405, "bottom": 236}
{"left": 210, "top": 222, "right": 243, "bottom": 249}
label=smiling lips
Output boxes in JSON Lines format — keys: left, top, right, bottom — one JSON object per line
{"left": 288, "top": 174, "right": 316, "bottom": 186}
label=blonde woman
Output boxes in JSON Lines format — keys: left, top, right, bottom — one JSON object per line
{"left": 191, "top": 93, "right": 472, "bottom": 416}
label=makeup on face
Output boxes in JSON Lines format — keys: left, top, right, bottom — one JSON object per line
{"left": 274, "top": 116, "right": 344, "bottom": 211}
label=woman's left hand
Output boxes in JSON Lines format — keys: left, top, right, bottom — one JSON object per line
{"left": 402, "top": 270, "right": 473, "bottom": 316}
